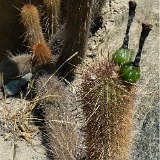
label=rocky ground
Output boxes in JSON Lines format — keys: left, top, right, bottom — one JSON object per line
{"left": 0, "top": 0, "right": 159, "bottom": 160}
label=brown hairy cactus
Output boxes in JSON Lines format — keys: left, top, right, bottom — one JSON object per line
{"left": 21, "top": 4, "right": 45, "bottom": 47}
{"left": 32, "top": 43, "right": 53, "bottom": 68}
{"left": 35, "top": 75, "right": 81, "bottom": 160}
{"left": 80, "top": 61, "right": 135, "bottom": 160}
{"left": 56, "top": 0, "right": 94, "bottom": 78}
{"left": 43, "top": 0, "right": 61, "bottom": 36}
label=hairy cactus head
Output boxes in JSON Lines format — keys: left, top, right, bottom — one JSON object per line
{"left": 32, "top": 43, "right": 53, "bottom": 67}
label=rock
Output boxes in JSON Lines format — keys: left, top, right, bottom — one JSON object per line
{"left": 131, "top": 106, "right": 159, "bottom": 160}
{"left": 3, "top": 73, "right": 32, "bottom": 96}
{"left": 86, "top": 52, "right": 97, "bottom": 58}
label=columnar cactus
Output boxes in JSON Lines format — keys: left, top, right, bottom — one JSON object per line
{"left": 35, "top": 75, "right": 81, "bottom": 160}
{"left": 21, "top": 4, "right": 45, "bottom": 47}
{"left": 56, "top": 0, "right": 94, "bottom": 78}
{"left": 21, "top": 4, "right": 55, "bottom": 71}
{"left": 81, "top": 61, "right": 135, "bottom": 160}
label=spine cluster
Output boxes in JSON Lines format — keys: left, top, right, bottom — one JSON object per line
{"left": 35, "top": 75, "right": 80, "bottom": 160}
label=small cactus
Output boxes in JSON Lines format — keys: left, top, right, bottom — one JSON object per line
{"left": 21, "top": 4, "right": 45, "bottom": 47}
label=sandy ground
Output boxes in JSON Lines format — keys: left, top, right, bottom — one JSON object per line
{"left": 0, "top": 0, "right": 159, "bottom": 160}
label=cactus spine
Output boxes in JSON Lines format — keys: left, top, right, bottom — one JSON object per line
{"left": 81, "top": 62, "right": 134, "bottom": 160}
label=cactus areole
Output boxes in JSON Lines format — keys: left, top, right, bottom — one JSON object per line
{"left": 113, "top": 1, "right": 137, "bottom": 66}
{"left": 121, "top": 23, "right": 152, "bottom": 83}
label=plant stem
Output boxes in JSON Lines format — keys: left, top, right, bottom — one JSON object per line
{"left": 133, "top": 23, "right": 152, "bottom": 67}
{"left": 122, "top": 1, "right": 137, "bottom": 49}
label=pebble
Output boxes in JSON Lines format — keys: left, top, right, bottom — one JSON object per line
{"left": 86, "top": 52, "right": 97, "bottom": 59}
{"left": 3, "top": 73, "right": 32, "bottom": 96}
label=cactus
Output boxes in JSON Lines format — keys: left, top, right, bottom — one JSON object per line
{"left": 21, "top": 4, "right": 57, "bottom": 73}
{"left": 43, "top": 0, "right": 61, "bottom": 37}
{"left": 35, "top": 75, "right": 81, "bottom": 160}
{"left": 80, "top": 61, "right": 134, "bottom": 160}
{"left": 56, "top": 0, "right": 94, "bottom": 78}
{"left": 21, "top": 4, "right": 45, "bottom": 47}
{"left": 0, "top": 1, "right": 155, "bottom": 160}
